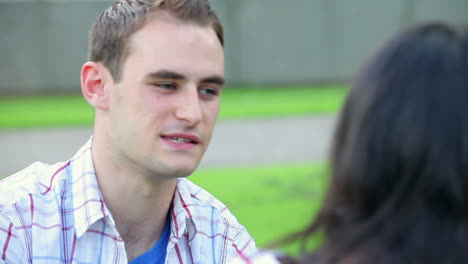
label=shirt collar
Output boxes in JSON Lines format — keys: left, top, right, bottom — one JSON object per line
{"left": 69, "top": 139, "right": 203, "bottom": 240}
{"left": 170, "top": 179, "right": 200, "bottom": 240}
{"left": 69, "top": 137, "right": 112, "bottom": 238}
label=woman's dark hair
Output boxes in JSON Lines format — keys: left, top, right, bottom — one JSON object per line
{"left": 287, "top": 22, "right": 468, "bottom": 264}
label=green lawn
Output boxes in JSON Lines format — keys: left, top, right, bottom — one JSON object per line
{"left": 0, "top": 85, "right": 347, "bottom": 129}
{"left": 190, "top": 162, "right": 329, "bottom": 255}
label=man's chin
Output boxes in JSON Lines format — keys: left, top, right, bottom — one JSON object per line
{"left": 176, "top": 165, "right": 200, "bottom": 178}
{"left": 160, "top": 162, "right": 200, "bottom": 179}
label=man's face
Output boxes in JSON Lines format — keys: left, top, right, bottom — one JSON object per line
{"left": 105, "top": 13, "right": 224, "bottom": 179}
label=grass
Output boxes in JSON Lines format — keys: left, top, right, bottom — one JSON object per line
{"left": 190, "top": 162, "right": 329, "bottom": 255}
{"left": 219, "top": 85, "right": 346, "bottom": 119}
{"left": 0, "top": 85, "right": 347, "bottom": 129}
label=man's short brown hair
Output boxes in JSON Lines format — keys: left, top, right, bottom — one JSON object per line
{"left": 88, "top": 0, "right": 224, "bottom": 82}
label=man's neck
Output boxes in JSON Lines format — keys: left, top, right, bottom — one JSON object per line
{"left": 91, "top": 138, "right": 178, "bottom": 261}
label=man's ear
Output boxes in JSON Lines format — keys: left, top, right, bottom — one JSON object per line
{"left": 80, "top": 61, "right": 111, "bottom": 110}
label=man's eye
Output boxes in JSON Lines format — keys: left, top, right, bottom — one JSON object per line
{"left": 155, "top": 83, "right": 176, "bottom": 90}
{"left": 200, "top": 88, "right": 219, "bottom": 96}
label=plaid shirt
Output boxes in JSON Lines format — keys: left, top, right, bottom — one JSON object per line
{"left": 0, "top": 139, "right": 256, "bottom": 264}
{"left": 230, "top": 251, "right": 283, "bottom": 264}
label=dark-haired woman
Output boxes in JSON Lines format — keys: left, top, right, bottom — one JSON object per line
{"left": 233, "top": 22, "right": 468, "bottom": 264}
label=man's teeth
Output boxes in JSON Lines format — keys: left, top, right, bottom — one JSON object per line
{"left": 168, "top": 137, "right": 192, "bottom": 143}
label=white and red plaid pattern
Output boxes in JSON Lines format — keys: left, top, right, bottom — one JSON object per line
{"left": 230, "top": 251, "right": 282, "bottom": 264}
{"left": 0, "top": 138, "right": 256, "bottom": 264}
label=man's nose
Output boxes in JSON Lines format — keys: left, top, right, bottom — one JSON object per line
{"left": 174, "top": 87, "right": 202, "bottom": 127}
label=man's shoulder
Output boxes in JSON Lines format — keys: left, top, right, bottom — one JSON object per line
{"left": 0, "top": 160, "right": 70, "bottom": 207}
{"left": 230, "top": 251, "right": 284, "bottom": 264}
{"left": 175, "top": 178, "right": 257, "bottom": 255}
{"left": 177, "top": 178, "right": 240, "bottom": 224}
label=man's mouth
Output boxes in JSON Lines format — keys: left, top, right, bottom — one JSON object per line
{"left": 165, "top": 136, "right": 196, "bottom": 144}
{"left": 161, "top": 134, "right": 200, "bottom": 144}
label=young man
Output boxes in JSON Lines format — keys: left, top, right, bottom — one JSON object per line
{"left": 0, "top": 0, "right": 256, "bottom": 263}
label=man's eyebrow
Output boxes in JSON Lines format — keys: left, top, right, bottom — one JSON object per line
{"left": 145, "top": 70, "right": 186, "bottom": 80}
{"left": 201, "top": 76, "right": 225, "bottom": 86}
{"left": 145, "top": 70, "right": 225, "bottom": 86}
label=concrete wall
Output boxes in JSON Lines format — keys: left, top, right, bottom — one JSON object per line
{"left": 0, "top": 1, "right": 109, "bottom": 94}
{"left": 1, "top": 0, "right": 467, "bottom": 94}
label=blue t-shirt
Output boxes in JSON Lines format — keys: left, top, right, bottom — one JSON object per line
{"left": 129, "top": 219, "right": 171, "bottom": 264}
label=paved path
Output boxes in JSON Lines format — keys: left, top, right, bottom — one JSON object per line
{"left": 1, "top": 115, "right": 337, "bottom": 176}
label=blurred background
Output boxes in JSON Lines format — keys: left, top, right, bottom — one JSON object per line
{"left": 1, "top": 0, "right": 468, "bottom": 94}
{"left": 1, "top": 0, "right": 468, "bottom": 254}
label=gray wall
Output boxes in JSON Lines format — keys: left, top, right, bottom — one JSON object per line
{"left": 0, "top": 1, "right": 109, "bottom": 95}
{"left": 1, "top": 0, "right": 467, "bottom": 94}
